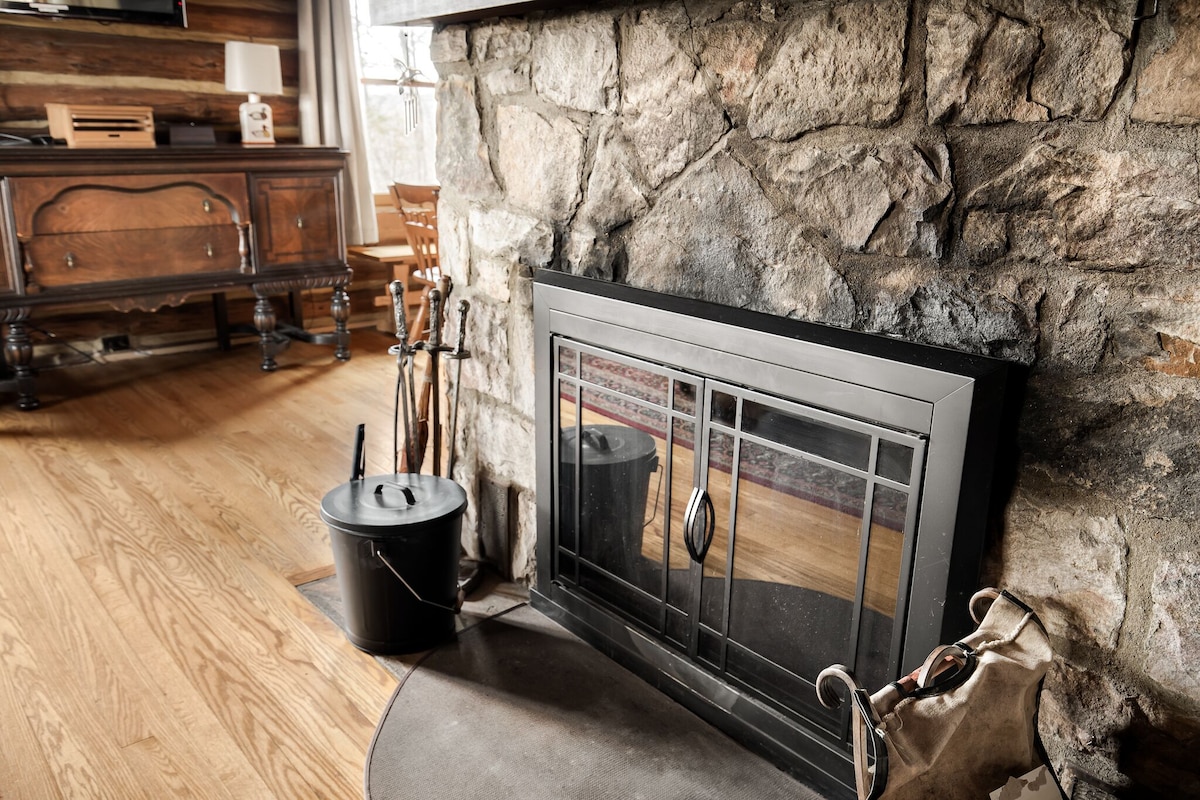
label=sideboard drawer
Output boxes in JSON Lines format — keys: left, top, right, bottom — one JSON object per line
{"left": 251, "top": 173, "right": 342, "bottom": 269}
{"left": 25, "top": 226, "right": 245, "bottom": 289}
{"left": 9, "top": 173, "right": 249, "bottom": 237}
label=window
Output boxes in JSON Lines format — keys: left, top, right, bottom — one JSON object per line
{"left": 351, "top": 1, "right": 438, "bottom": 193}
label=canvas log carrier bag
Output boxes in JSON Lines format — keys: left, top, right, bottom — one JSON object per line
{"left": 816, "top": 588, "right": 1061, "bottom": 800}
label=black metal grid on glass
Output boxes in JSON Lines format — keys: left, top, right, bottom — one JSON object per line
{"left": 552, "top": 336, "right": 927, "bottom": 738}
{"left": 552, "top": 340, "right": 700, "bottom": 637}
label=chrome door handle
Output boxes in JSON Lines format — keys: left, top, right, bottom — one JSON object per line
{"left": 683, "top": 487, "right": 715, "bottom": 564}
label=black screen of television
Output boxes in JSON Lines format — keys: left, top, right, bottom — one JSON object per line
{"left": 0, "top": 0, "right": 186, "bottom": 26}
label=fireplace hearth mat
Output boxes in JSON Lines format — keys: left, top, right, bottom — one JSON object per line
{"left": 362, "top": 602, "right": 831, "bottom": 800}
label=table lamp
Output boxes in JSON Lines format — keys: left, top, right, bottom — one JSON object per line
{"left": 225, "top": 41, "right": 283, "bottom": 146}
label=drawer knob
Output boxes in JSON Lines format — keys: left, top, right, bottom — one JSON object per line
{"left": 202, "top": 199, "right": 213, "bottom": 213}
{"left": 65, "top": 252, "right": 77, "bottom": 269}
{"left": 204, "top": 242, "right": 214, "bottom": 258}
{"left": 295, "top": 215, "right": 305, "bottom": 229}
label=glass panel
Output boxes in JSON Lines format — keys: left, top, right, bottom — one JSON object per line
{"left": 698, "top": 626, "right": 723, "bottom": 668}
{"left": 558, "top": 381, "right": 578, "bottom": 431}
{"left": 563, "top": 388, "right": 664, "bottom": 597}
{"left": 578, "top": 564, "right": 660, "bottom": 630}
{"left": 727, "top": 439, "right": 866, "bottom": 685}
{"left": 665, "top": 607, "right": 689, "bottom": 649}
{"left": 581, "top": 353, "right": 668, "bottom": 407}
{"left": 558, "top": 551, "right": 578, "bottom": 585}
{"left": 673, "top": 380, "right": 697, "bottom": 414}
{"left": 557, "top": 344, "right": 578, "bottom": 377}
{"left": 701, "top": 428, "right": 734, "bottom": 631}
{"left": 856, "top": 484, "right": 909, "bottom": 690}
{"left": 556, "top": 382, "right": 578, "bottom": 553}
{"left": 726, "top": 646, "right": 841, "bottom": 728}
{"left": 877, "top": 439, "right": 914, "bottom": 484}
{"left": 710, "top": 390, "right": 737, "bottom": 427}
{"left": 741, "top": 400, "right": 872, "bottom": 470}
{"left": 666, "top": 417, "right": 696, "bottom": 612}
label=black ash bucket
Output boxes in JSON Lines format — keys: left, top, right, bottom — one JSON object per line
{"left": 559, "top": 425, "right": 659, "bottom": 575}
{"left": 320, "top": 473, "right": 467, "bottom": 655}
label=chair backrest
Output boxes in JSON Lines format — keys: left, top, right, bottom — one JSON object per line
{"left": 404, "top": 219, "right": 440, "bottom": 277}
{"left": 390, "top": 184, "right": 439, "bottom": 224}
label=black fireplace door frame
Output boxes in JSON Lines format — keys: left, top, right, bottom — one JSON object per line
{"left": 531, "top": 270, "right": 1009, "bottom": 798}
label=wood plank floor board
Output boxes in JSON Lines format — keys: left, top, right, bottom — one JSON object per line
{"left": 0, "top": 582, "right": 69, "bottom": 800}
{"left": 61, "top": 436, "right": 377, "bottom": 797}
{"left": 0, "top": 332, "right": 406, "bottom": 799}
{"left": 0, "top": 547, "right": 148, "bottom": 799}
{"left": 76, "top": 553, "right": 273, "bottom": 800}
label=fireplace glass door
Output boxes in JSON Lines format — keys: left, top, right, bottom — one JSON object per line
{"left": 553, "top": 337, "right": 927, "bottom": 738}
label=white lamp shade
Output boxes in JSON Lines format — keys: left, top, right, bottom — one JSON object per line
{"left": 225, "top": 41, "right": 283, "bottom": 96}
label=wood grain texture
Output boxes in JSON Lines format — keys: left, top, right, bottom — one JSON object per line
{"left": 0, "top": 331, "right": 404, "bottom": 798}
{"left": 0, "top": 0, "right": 299, "bottom": 135}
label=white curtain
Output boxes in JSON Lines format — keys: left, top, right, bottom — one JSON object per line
{"left": 298, "top": 0, "right": 379, "bottom": 246}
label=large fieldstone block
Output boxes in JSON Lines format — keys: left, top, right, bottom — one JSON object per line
{"left": 495, "top": 104, "right": 585, "bottom": 221}
{"left": 435, "top": 75, "right": 498, "bottom": 201}
{"left": 619, "top": 5, "right": 729, "bottom": 188}
{"left": 577, "top": 120, "right": 649, "bottom": 233}
{"left": 1132, "top": 2, "right": 1200, "bottom": 124}
{"left": 748, "top": 0, "right": 907, "bottom": 139}
{"left": 758, "top": 140, "right": 953, "bottom": 257}
{"left": 865, "top": 274, "right": 1038, "bottom": 362}
{"left": 620, "top": 144, "right": 857, "bottom": 325}
{"left": 531, "top": 12, "right": 618, "bottom": 113}
{"left": 965, "top": 144, "right": 1200, "bottom": 269}
{"left": 926, "top": 0, "right": 1134, "bottom": 124}
{"left": 926, "top": 1, "right": 1046, "bottom": 124}
{"left": 996, "top": 494, "right": 1128, "bottom": 650}
{"left": 1145, "top": 551, "right": 1200, "bottom": 702}
{"left": 467, "top": 206, "right": 553, "bottom": 304}
{"left": 471, "top": 19, "right": 531, "bottom": 62}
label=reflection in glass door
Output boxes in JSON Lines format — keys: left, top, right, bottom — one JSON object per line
{"left": 552, "top": 338, "right": 927, "bottom": 738}
{"left": 695, "top": 381, "right": 926, "bottom": 730}
{"left": 554, "top": 341, "right": 699, "bottom": 635}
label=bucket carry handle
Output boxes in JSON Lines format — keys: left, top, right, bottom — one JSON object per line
{"left": 371, "top": 542, "right": 464, "bottom": 614}
{"left": 642, "top": 457, "right": 663, "bottom": 528}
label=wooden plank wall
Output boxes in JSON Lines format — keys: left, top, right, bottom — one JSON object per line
{"left": 0, "top": 0, "right": 300, "bottom": 143}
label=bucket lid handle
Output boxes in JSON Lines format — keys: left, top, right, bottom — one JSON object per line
{"left": 374, "top": 482, "right": 417, "bottom": 505}
{"left": 581, "top": 427, "right": 611, "bottom": 451}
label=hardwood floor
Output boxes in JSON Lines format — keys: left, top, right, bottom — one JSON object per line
{"left": 0, "top": 331, "right": 415, "bottom": 799}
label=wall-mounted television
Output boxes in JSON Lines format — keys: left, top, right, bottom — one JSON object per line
{"left": 0, "top": 0, "right": 186, "bottom": 26}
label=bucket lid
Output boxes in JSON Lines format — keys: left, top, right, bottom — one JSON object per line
{"left": 319, "top": 473, "right": 467, "bottom": 536}
{"left": 560, "top": 425, "right": 657, "bottom": 466}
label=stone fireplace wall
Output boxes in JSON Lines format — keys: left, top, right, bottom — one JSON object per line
{"left": 428, "top": 1, "right": 1200, "bottom": 795}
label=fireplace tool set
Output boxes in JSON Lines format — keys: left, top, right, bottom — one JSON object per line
{"left": 316, "top": 278, "right": 473, "bottom": 656}
{"left": 387, "top": 276, "right": 471, "bottom": 479}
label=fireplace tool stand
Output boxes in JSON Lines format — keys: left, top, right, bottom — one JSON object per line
{"left": 387, "top": 278, "right": 481, "bottom": 594}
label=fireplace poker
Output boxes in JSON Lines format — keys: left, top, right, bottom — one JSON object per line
{"left": 388, "top": 280, "right": 415, "bottom": 474}
{"left": 425, "top": 284, "right": 444, "bottom": 476}
{"left": 445, "top": 298, "right": 471, "bottom": 481}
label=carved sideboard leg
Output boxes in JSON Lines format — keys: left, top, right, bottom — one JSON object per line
{"left": 4, "top": 321, "right": 39, "bottom": 410}
{"left": 330, "top": 284, "right": 351, "bottom": 361}
{"left": 254, "top": 295, "right": 280, "bottom": 372}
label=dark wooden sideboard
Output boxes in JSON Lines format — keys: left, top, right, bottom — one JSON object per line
{"left": 0, "top": 146, "right": 353, "bottom": 409}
